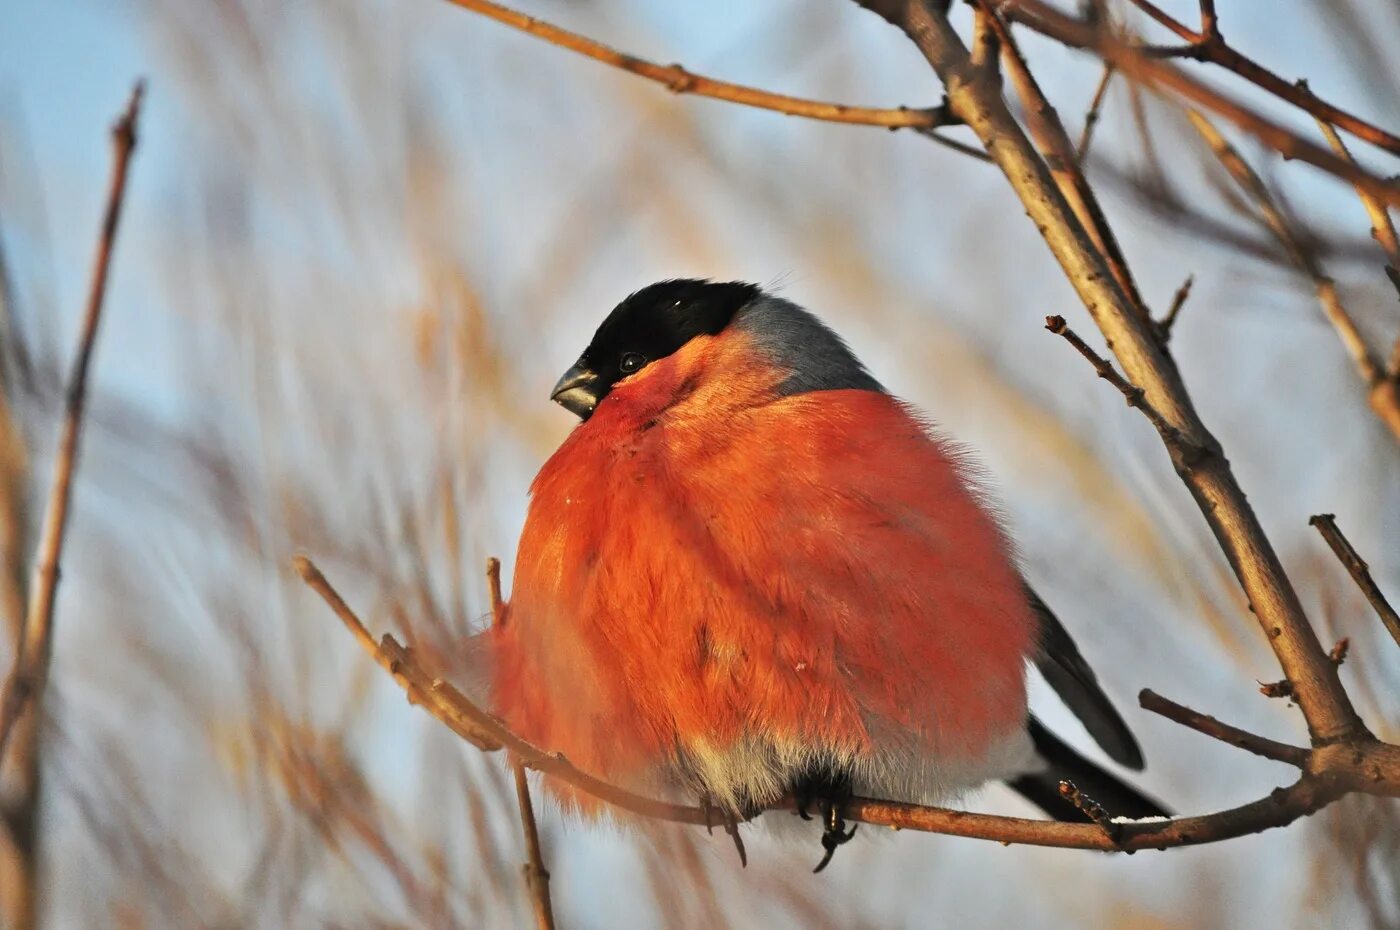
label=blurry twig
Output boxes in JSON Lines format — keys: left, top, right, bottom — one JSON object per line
{"left": 0, "top": 82, "right": 144, "bottom": 764}
{"left": 1000, "top": 0, "right": 1400, "bottom": 206}
{"left": 1076, "top": 63, "right": 1115, "bottom": 161}
{"left": 1156, "top": 274, "right": 1193, "bottom": 340}
{"left": 1314, "top": 118, "right": 1400, "bottom": 383}
{"left": 1120, "top": 0, "right": 1400, "bottom": 157}
{"left": 487, "top": 557, "right": 556, "bottom": 930}
{"left": 1184, "top": 109, "right": 1400, "bottom": 445}
{"left": 439, "top": 0, "right": 954, "bottom": 130}
{"left": 1309, "top": 514, "right": 1400, "bottom": 650}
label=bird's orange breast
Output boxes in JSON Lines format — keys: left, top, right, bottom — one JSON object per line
{"left": 491, "top": 342, "right": 1034, "bottom": 810}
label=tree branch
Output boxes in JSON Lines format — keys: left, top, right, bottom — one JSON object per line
{"left": 512, "top": 762, "right": 556, "bottom": 930}
{"left": 1157, "top": 273, "right": 1194, "bottom": 340}
{"left": 298, "top": 557, "right": 1400, "bottom": 857}
{"left": 0, "top": 82, "right": 144, "bottom": 765}
{"left": 1076, "top": 63, "right": 1116, "bottom": 162}
{"left": 854, "top": 0, "right": 1366, "bottom": 746}
{"left": 1139, "top": 689, "right": 1309, "bottom": 766}
{"left": 1121, "top": 0, "right": 1400, "bottom": 157}
{"left": 1183, "top": 108, "right": 1400, "bottom": 445}
{"left": 437, "top": 0, "right": 953, "bottom": 130}
{"left": 1309, "top": 514, "right": 1400, "bottom": 651}
{"left": 487, "top": 557, "right": 557, "bottom": 930}
{"left": 1002, "top": 1, "right": 1400, "bottom": 207}
{"left": 978, "top": 2, "right": 1148, "bottom": 322}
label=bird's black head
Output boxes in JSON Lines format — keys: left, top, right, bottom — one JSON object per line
{"left": 551, "top": 279, "right": 762, "bottom": 420}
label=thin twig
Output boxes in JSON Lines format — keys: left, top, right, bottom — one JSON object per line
{"left": 980, "top": 2, "right": 1149, "bottom": 321}
{"left": 1184, "top": 108, "right": 1400, "bottom": 444}
{"left": 1117, "top": 0, "right": 1400, "bottom": 156}
{"left": 1197, "top": 0, "right": 1218, "bottom": 40}
{"left": 914, "top": 127, "right": 995, "bottom": 163}
{"left": 1002, "top": 1, "right": 1400, "bottom": 206}
{"left": 1076, "top": 63, "right": 1116, "bottom": 162}
{"left": 1314, "top": 118, "right": 1400, "bottom": 383}
{"left": 487, "top": 556, "right": 504, "bottom": 626}
{"left": 490, "top": 558, "right": 556, "bottom": 929}
{"left": 439, "top": 0, "right": 952, "bottom": 130}
{"left": 1057, "top": 781, "right": 1120, "bottom": 843}
{"left": 1157, "top": 273, "right": 1194, "bottom": 340}
{"left": 1044, "top": 315, "right": 1201, "bottom": 460}
{"left": 1315, "top": 120, "right": 1400, "bottom": 283}
{"left": 1139, "top": 689, "right": 1308, "bottom": 766}
{"left": 0, "top": 82, "right": 144, "bottom": 764}
{"left": 1309, "top": 514, "right": 1400, "bottom": 650}
{"left": 512, "top": 762, "right": 556, "bottom": 930}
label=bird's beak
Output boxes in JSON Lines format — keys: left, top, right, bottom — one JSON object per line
{"left": 551, "top": 361, "right": 603, "bottom": 420}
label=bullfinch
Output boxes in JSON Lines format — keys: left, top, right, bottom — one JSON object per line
{"left": 490, "top": 279, "right": 1167, "bottom": 870}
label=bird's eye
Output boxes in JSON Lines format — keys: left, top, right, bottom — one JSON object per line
{"left": 619, "top": 352, "right": 646, "bottom": 374}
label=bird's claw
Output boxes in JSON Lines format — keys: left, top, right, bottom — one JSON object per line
{"left": 812, "top": 801, "right": 857, "bottom": 873}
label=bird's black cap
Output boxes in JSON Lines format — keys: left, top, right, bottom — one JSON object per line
{"left": 551, "top": 279, "right": 760, "bottom": 419}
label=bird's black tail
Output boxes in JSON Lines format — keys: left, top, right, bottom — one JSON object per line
{"left": 1006, "top": 718, "right": 1171, "bottom": 822}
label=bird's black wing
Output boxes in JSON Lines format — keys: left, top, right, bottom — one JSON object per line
{"left": 1026, "top": 584, "right": 1145, "bottom": 770}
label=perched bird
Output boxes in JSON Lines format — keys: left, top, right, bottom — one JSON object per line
{"left": 490, "top": 279, "right": 1167, "bottom": 870}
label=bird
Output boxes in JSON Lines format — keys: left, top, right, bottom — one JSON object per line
{"left": 488, "top": 278, "right": 1168, "bottom": 871}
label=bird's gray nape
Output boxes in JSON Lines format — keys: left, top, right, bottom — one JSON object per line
{"left": 733, "top": 296, "right": 884, "bottom": 397}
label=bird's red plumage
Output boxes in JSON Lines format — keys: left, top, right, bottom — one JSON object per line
{"left": 491, "top": 326, "right": 1035, "bottom": 810}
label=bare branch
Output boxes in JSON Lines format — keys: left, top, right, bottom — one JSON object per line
{"left": 1003, "top": 1, "right": 1400, "bottom": 206}
{"left": 0, "top": 82, "right": 144, "bottom": 764}
{"left": 1140, "top": 689, "right": 1308, "bottom": 766}
{"left": 512, "top": 762, "right": 556, "bottom": 930}
{"left": 1315, "top": 121, "right": 1400, "bottom": 282}
{"left": 1309, "top": 514, "right": 1400, "bottom": 650}
{"left": 438, "top": 0, "right": 953, "bottom": 130}
{"left": 301, "top": 556, "right": 1400, "bottom": 856}
{"left": 1044, "top": 315, "right": 1203, "bottom": 460}
{"left": 1313, "top": 118, "right": 1400, "bottom": 382}
{"left": 1157, "top": 273, "right": 1194, "bottom": 339}
{"left": 1184, "top": 109, "right": 1400, "bottom": 444}
{"left": 487, "top": 558, "right": 556, "bottom": 930}
{"left": 1119, "top": 0, "right": 1400, "bottom": 156}
{"left": 857, "top": 0, "right": 1365, "bottom": 745}
{"left": 1077, "top": 63, "right": 1116, "bottom": 161}
{"left": 980, "top": 2, "right": 1148, "bottom": 321}
{"left": 487, "top": 556, "right": 504, "bottom": 626}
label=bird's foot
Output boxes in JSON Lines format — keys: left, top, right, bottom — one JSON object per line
{"left": 790, "top": 766, "right": 857, "bottom": 873}
{"left": 813, "top": 800, "right": 858, "bottom": 873}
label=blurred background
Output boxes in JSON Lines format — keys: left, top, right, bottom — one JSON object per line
{"left": 1, "top": 0, "right": 1397, "bottom": 927}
